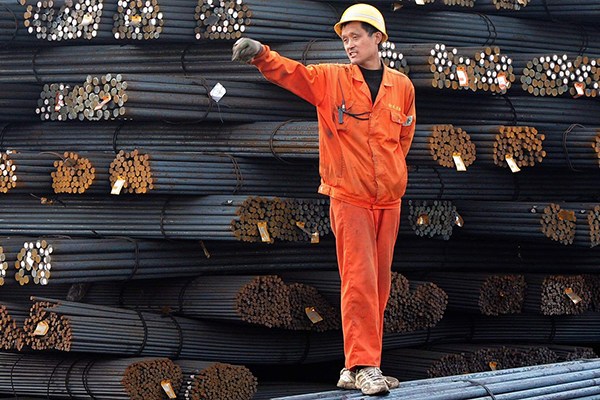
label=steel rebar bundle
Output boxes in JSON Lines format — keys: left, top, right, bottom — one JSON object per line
{"left": 409, "top": 124, "right": 477, "bottom": 169}
{"left": 0, "top": 84, "right": 40, "bottom": 122}
{"left": 108, "top": 149, "right": 319, "bottom": 196}
{"left": 0, "top": 195, "right": 330, "bottom": 242}
{"left": 523, "top": 274, "right": 592, "bottom": 316}
{"left": 175, "top": 360, "right": 257, "bottom": 400}
{"left": 461, "top": 125, "right": 546, "bottom": 170}
{"left": 114, "top": 274, "right": 296, "bottom": 329}
{"left": 405, "top": 43, "right": 514, "bottom": 93}
{"left": 495, "top": 0, "right": 600, "bottom": 23}
{"left": 194, "top": 0, "right": 338, "bottom": 41}
{"left": 24, "top": 297, "right": 344, "bottom": 364}
{"left": 282, "top": 271, "right": 447, "bottom": 334}
{"left": 0, "top": 301, "right": 28, "bottom": 350}
{"left": 528, "top": 124, "right": 600, "bottom": 170}
{"left": 273, "top": 358, "right": 600, "bottom": 399}
{"left": 454, "top": 201, "right": 598, "bottom": 247}
{"left": 422, "top": 273, "right": 526, "bottom": 316}
{"left": 380, "top": 10, "right": 600, "bottom": 55}
{"left": 36, "top": 73, "right": 315, "bottom": 122}
{"left": 515, "top": 53, "right": 599, "bottom": 98}
{"left": 286, "top": 283, "right": 341, "bottom": 332}
{"left": 0, "top": 40, "right": 409, "bottom": 85}
{"left": 0, "top": 352, "right": 182, "bottom": 400}
{"left": 381, "top": 344, "right": 563, "bottom": 381}
{"left": 407, "top": 199, "right": 460, "bottom": 240}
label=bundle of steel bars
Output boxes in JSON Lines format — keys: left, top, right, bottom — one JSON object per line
{"left": 454, "top": 200, "right": 600, "bottom": 247}
{"left": 381, "top": 344, "right": 595, "bottom": 381}
{"left": 407, "top": 200, "right": 460, "bottom": 240}
{"left": 495, "top": 0, "right": 600, "bottom": 23}
{"left": 23, "top": 297, "right": 345, "bottom": 363}
{"left": 422, "top": 273, "right": 526, "bottom": 316}
{"left": 0, "top": 351, "right": 182, "bottom": 400}
{"left": 523, "top": 274, "right": 592, "bottom": 316}
{"left": 0, "top": 195, "right": 330, "bottom": 242}
{"left": 175, "top": 360, "right": 257, "bottom": 400}
{"left": 0, "top": 301, "right": 28, "bottom": 350}
{"left": 273, "top": 359, "right": 600, "bottom": 399}
{"left": 36, "top": 73, "right": 315, "bottom": 122}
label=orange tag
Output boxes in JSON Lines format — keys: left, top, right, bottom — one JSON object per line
{"left": 94, "top": 96, "right": 111, "bottom": 111}
{"left": 564, "top": 288, "right": 582, "bottom": 304}
{"left": 557, "top": 209, "right": 576, "bottom": 222}
{"left": 257, "top": 221, "right": 271, "bottom": 243}
{"left": 457, "top": 66, "right": 469, "bottom": 87}
{"left": 574, "top": 82, "right": 585, "bottom": 98}
{"left": 489, "top": 362, "right": 498, "bottom": 371}
{"left": 497, "top": 73, "right": 508, "bottom": 90}
{"left": 54, "top": 93, "right": 64, "bottom": 112}
{"left": 160, "top": 380, "right": 177, "bottom": 399}
{"left": 416, "top": 214, "right": 430, "bottom": 226}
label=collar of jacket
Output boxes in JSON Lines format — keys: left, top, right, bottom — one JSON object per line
{"left": 349, "top": 63, "right": 393, "bottom": 106}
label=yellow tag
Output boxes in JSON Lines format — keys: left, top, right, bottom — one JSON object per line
{"left": 505, "top": 155, "right": 521, "bottom": 173}
{"left": 489, "top": 361, "right": 498, "bottom": 371}
{"left": 160, "top": 380, "right": 177, "bottom": 399}
{"left": 497, "top": 73, "right": 508, "bottom": 90}
{"left": 557, "top": 209, "right": 576, "bottom": 222}
{"left": 33, "top": 321, "right": 49, "bottom": 336}
{"left": 311, "top": 232, "right": 320, "bottom": 244}
{"left": 574, "top": 82, "right": 585, "bottom": 98}
{"left": 416, "top": 214, "right": 430, "bottom": 226}
{"left": 452, "top": 152, "right": 467, "bottom": 171}
{"left": 305, "top": 307, "right": 324, "bottom": 324}
{"left": 457, "top": 66, "right": 469, "bottom": 87}
{"left": 94, "top": 96, "right": 111, "bottom": 111}
{"left": 111, "top": 177, "right": 126, "bottom": 195}
{"left": 130, "top": 14, "right": 142, "bottom": 26}
{"left": 564, "top": 288, "right": 582, "bottom": 304}
{"left": 257, "top": 221, "right": 271, "bottom": 243}
{"left": 454, "top": 212, "right": 464, "bottom": 227}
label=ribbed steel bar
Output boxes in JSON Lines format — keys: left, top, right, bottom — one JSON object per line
{"left": 273, "top": 359, "right": 600, "bottom": 399}
{"left": 0, "top": 195, "right": 331, "bottom": 242}
{"left": 0, "top": 84, "right": 40, "bottom": 121}
{"left": 421, "top": 273, "right": 526, "bottom": 315}
{"left": 174, "top": 360, "right": 257, "bottom": 400}
{"left": 36, "top": 73, "right": 315, "bottom": 122}
{"left": 0, "top": 351, "right": 182, "bottom": 400}
{"left": 454, "top": 200, "right": 599, "bottom": 247}
{"left": 522, "top": 274, "right": 592, "bottom": 316}
{"left": 381, "top": 344, "right": 565, "bottom": 381}
{"left": 0, "top": 301, "right": 29, "bottom": 350}
{"left": 0, "top": 40, "right": 408, "bottom": 85}
{"left": 25, "top": 297, "right": 345, "bottom": 364}
{"left": 490, "top": 0, "right": 600, "bottom": 23}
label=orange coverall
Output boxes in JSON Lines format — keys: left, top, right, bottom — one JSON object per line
{"left": 252, "top": 46, "right": 416, "bottom": 369}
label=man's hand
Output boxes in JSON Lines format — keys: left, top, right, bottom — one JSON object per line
{"left": 232, "top": 38, "right": 263, "bottom": 63}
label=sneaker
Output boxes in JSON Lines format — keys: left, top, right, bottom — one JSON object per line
{"left": 336, "top": 368, "right": 356, "bottom": 390}
{"left": 337, "top": 368, "right": 399, "bottom": 390}
{"left": 355, "top": 367, "right": 389, "bottom": 395}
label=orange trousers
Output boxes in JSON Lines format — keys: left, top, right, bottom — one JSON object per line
{"left": 329, "top": 198, "right": 401, "bottom": 370}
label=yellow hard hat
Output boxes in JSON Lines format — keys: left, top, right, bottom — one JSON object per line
{"left": 334, "top": 3, "right": 388, "bottom": 42}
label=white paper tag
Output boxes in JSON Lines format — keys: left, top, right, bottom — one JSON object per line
{"left": 305, "top": 307, "right": 324, "bottom": 324}
{"left": 94, "top": 96, "right": 111, "bottom": 111}
{"left": 210, "top": 83, "right": 227, "bottom": 102}
{"left": 33, "top": 321, "right": 49, "bottom": 336}
{"left": 415, "top": 0, "right": 425, "bottom": 4}
{"left": 81, "top": 13, "right": 93, "bottom": 26}
{"left": 505, "top": 155, "right": 521, "bottom": 173}
{"left": 111, "top": 177, "right": 126, "bottom": 195}
{"left": 452, "top": 152, "right": 467, "bottom": 171}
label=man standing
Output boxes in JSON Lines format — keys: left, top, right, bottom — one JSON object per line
{"left": 232, "top": 3, "right": 415, "bottom": 396}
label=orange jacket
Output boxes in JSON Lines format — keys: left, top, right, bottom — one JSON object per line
{"left": 252, "top": 46, "right": 416, "bottom": 209}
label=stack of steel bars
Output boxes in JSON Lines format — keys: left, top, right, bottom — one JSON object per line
{"left": 0, "top": 352, "right": 182, "bottom": 400}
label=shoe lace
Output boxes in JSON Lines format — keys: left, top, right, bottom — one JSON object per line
{"left": 359, "top": 367, "right": 384, "bottom": 383}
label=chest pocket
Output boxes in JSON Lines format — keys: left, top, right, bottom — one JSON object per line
{"left": 388, "top": 110, "right": 407, "bottom": 143}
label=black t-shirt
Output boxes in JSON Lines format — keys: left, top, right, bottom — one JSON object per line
{"left": 359, "top": 65, "right": 384, "bottom": 103}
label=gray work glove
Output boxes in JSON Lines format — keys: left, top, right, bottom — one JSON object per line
{"left": 232, "top": 37, "right": 263, "bottom": 63}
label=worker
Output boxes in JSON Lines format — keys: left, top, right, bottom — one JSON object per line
{"left": 232, "top": 3, "right": 415, "bottom": 396}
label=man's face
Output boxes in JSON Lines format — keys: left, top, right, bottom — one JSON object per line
{"left": 340, "top": 21, "right": 381, "bottom": 67}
